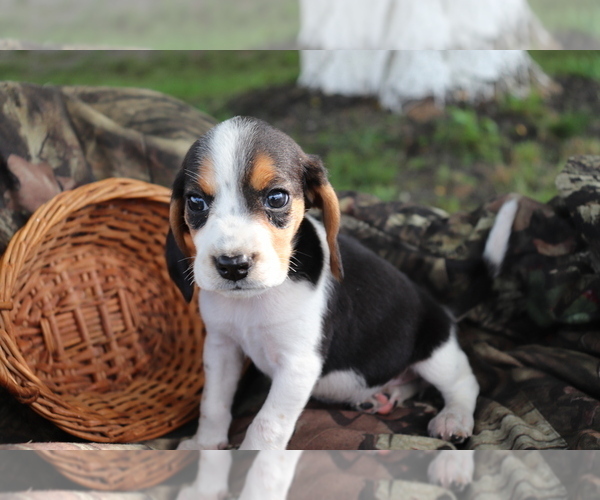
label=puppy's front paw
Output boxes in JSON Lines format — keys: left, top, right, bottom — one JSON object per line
{"left": 177, "top": 438, "right": 229, "bottom": 450}
{"left": 427, "top": 409, "right": 474, "bottom": 444}
{"left": 428, "top": 450, "right": 474, "bottom": 491}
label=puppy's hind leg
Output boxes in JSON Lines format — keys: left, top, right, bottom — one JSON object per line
{"left": 356, "top": 371, "right": 424, "bottom": 415}
{"left": 412, "top": 328, "right": 479, "bottom": 444}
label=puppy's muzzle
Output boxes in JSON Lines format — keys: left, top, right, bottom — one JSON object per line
{"left": 214, "top": 254, "right": 253, "bottom": 282}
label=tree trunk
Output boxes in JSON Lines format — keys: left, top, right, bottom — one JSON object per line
{"left": 298, "top": 0, "right": 558, "bottom": 112}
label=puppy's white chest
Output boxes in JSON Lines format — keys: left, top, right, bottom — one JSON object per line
{"left": 200, "top": 280, "right": 326, "bottom": 377}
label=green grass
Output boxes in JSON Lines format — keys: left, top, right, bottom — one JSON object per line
{"left": 505, "top": 141, "right": 560, "bottom": 202}
{"left": 531, "top": 51, "right": 600, "bottom": 80}
{"left": 499, "top": 92, "right": 547, "bottom": 120}
{"left": 326, "top": 149, "right": 400, "bottom": 201}
{"left": 548, "top": 111, "right": 591, "bottom": 139}
{"left": 529, "top": 0, "right": 600, "bottom": 39}
{"left": 432, "top": 108, "right": 503, "bottom": 165}
{"left": 0, "top": 51, "right": 300, "bottom": 118}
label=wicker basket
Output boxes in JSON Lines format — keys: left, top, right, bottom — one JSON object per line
{"left": 37, "top": 449, "right": 197, "bottom": 490}
{"left": 0, "top": 178, "right": 205, "bottom": 442}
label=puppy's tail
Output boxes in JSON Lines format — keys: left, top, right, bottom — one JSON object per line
{"left": 451, "top": 196, "right": 520, "bottom": 320}
{"left": 483, "top": 196, "right": 519, "bottom": 278}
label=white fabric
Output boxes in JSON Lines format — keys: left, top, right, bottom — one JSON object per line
{"left": 299, "top": 50, "right": 549, "bottom": 111}
{"left": 298, "top": 0, "right": 556, "bottom": 50}
{"left": 298, "top": 0, "right": 556, "bottom": 111}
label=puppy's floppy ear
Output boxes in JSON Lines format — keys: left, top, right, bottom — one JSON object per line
{"left": 303, "top": 154, "right": 343, "bottom": 280}
{"left": 169, "top": 168, "right": 191, "bottom": 258}
{"left": 165, "top": 229, "right": 194, "bottom": 303}
{"left": 166, "top": 168, "right": 195, "bottom": 302}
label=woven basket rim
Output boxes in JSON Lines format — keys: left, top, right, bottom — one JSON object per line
{"left": 1, "top": 177, "right": 171, "bottom": 303}
{"left": 0, "top": 178, "right": 173, "bottom": 389}
{"left": 0, "top": 177, "right": 204, "bottom": 442}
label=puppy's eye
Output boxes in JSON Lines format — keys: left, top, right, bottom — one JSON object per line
{"left": 187, "top": 194, "right": 208, "bottom": 212}
{"left": 265, "top": 190, "right": 289, "bottom": 209}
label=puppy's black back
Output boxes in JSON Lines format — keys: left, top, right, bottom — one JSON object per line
{"left": 320, "top": 234, "right": 453, "bottom": 387}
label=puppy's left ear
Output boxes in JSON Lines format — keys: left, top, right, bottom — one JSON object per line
{"left": 304, "top": 154, "right": 343, "bottom": 280}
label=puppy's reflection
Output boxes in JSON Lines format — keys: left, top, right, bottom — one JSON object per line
{"left": 177, "top": 450, "right": 472, "bottom": 500}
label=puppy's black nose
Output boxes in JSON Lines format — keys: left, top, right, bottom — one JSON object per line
{"left": 215, "top": 255, "right": 252, "bottom": 281}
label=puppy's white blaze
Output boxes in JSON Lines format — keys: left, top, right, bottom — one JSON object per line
{"left": 210, "top": 118, "right": 254, "bottom": 189}
{"left": 203, "top": 117, "right": 257, "bottom": 223}
{"left": 484, "top": 196, "right": 519, "bottom": 277}
{"left": 209, "top": 118, "right": 250, "bottom": 218}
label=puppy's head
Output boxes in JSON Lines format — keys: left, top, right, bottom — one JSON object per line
{"left": 166, "top": 116, "right": 342, "bottom": 301}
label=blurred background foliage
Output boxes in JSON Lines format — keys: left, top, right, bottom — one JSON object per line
{"left": 0, "top": 0, "right": 300, "bottom": 50}
{"left": 1, "top": 50, "right": 600, "bottom": 212}
{"left": 2, "top": 2, "right": 600, "bottom": 211}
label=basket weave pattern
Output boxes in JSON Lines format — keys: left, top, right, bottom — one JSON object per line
{"left": 37, "top": 450, "right": 197, "bottom": 490}
{"left": 0, "top": 178, "right": 205, "bottom": 442}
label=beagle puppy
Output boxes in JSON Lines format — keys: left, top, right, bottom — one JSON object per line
{"left": 166, "top": 116, "right": 484, "bottom": 451}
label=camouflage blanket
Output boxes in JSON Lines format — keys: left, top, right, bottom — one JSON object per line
{"left": 334, "top": 156, "right": 600, "bottom": 452}
{"left": 0, "top": 83, "right": 599, "bottom": 497}
{"left": 0, "top": 81, "right": 216, "bottom": 253}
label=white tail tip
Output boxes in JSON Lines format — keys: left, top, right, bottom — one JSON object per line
{"left": 483, "top": 197, "right": 519, "bottom": 278}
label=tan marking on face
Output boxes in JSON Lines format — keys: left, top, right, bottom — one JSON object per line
{"left": 197, "top": 157, "right": 216, "bottom": 196}
{"left": 260, "top": 198, "right": 305, "bottom": 272}
{"left": 250, "top": 152, "right": 278, "bottom": 192}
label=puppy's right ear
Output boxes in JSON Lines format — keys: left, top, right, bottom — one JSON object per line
{"left": 166, "top": 168, "right": 194, "bottom": 302}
